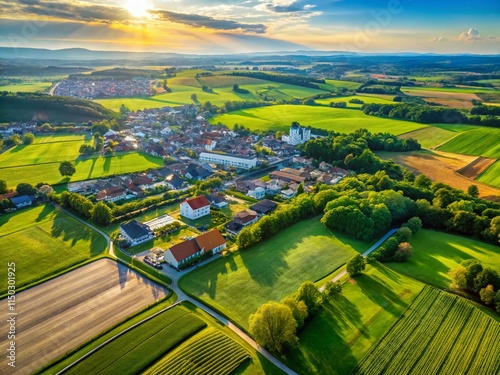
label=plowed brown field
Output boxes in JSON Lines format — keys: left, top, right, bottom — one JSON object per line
{"left": 0, "top": 259, "right": 168, "bottom": 374}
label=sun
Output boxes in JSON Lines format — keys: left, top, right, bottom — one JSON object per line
{"left": 124, "top": 0, "right": 152, "bottom": 19}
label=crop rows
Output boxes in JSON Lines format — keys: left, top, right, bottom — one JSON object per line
{"left": 68, "top": 306, "right": 206, "bottom": 375}
{"left": 144, "top": 327, "right": 250, "bottom": 375}
{"left": 352, "top": 286, "right": 500, "bottom": 375}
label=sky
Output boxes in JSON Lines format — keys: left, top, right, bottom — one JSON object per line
{"left": 0, "top": 0, "right": 499, "bottom": 54}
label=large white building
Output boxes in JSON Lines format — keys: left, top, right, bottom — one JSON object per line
{"left": 180, "top": 196, "right": 211, "bottom": 220}
{"left": 199, "top": 152, "right": 257, "bottom": 170}
{"left": 282, "top": 123, "right": 311, "bottom": 145}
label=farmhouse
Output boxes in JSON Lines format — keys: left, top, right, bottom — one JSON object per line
{"left": 250, "top": 199, "right": 278, "bottom": 216}
{"left": 226, "top": 209, "right": 258, "bottom": 235}
{"left": 10, "top": 195, "right": 34, "bottom": 209}
{"left": 180, "top": 196, "right": 210, "bottom": 220}
{"left": 120, "top": 220, "right": 155, "bottom": 246}
{"left": 164, "top": 229, "right": 226, "bottom": 269}
{"left": 206, "top": 194, "right": 228, "bottom": 208}
{"left": 199, "top": 152, "right": 257, "bottom": 170}
{"left": 269, "top": 170, "right": 306, "bottom": 184}
{"left": 96, "top": 186, "right": 127, "bottom": 202}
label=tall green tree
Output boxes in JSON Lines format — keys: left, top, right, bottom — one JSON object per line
{"left": 22, "top": 132, "right": 35, "bottom": 145}
{"left": 59, "top": 161, "right": 76, "bottom": 177}
{"left": 0, "top": 180, "right": 7, "bottom": 194}
{"left": 249, "top": 302, "right": 298, "bottom": 354}
{"left": 296, "top": 281, "right": 323, "bottom": 316}
{"left": 16, "top": 183, "right": 36, "bottom": 196}
{"left": 347, "top": 254, "right": 366, "bottom": 277}
{"left": 467, "top": 184, "right": 480, "bottom": 198}
{"left": 281, "top": 297, "right": 308, "bottom": 329}
{"left": 92, "top": 202, "right": 113, "bottom": 226}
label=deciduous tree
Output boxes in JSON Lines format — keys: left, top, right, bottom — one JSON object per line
{"left": 479, "top": 285, "right": 495, "bottom": 305}
{"left": 249, "top": 302, "right": 298, "bottom": 354}
{"left": 0, "top": 180, "right": 7, "bottom": 194}
{"left": 16, "top": 183, "right": 36, "bottom": 196}
{"left": 22, "top": 132, "right": 34, "bottom": 145}
{"left": 59, "top": 161, "right": 76, "bottom": 177}
{"left": 347, "top": 254, "right": 365, "bottom": 277}
{"left": 296, "top": 281, "right": 323, "bottom": 316}
{"left": 92, "top": 202, "right": 113, "bottom": 226}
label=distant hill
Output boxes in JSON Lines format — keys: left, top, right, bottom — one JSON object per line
{"left": 0, "top": 92, "right": 116, "bottom": 122}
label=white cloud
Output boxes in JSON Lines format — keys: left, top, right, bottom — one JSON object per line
{"left": 458, "top": 27, "right": 480, "bottom": 41}
{"left": 430, "top": 36, "right": 447, "bottom": 43}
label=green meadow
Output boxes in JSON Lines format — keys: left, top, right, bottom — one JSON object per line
{"left": 399, "top": 123, "right": 476, "bottom": 149}
{"left": 96, "top": 75, "right": 326, "bottom": 112}
{"left": 316, "top": 94, "right": 397, "bottom": 108}
{"left": 210, "top": 105, "right": 428, "bottom": 135}
{"left": 0, "top": 205, "right": 107, "bottom": 294}
{"left": 477, "top": 161, "right": 500, "bottom": 188}
{"left": 0, "top": 81, "right": 52, "bottom": 93}
{"left": 286, "top": 263, "right": 424, "bottom": 375}
{"left": 180, "top": 217, "right": 368, "bottom": 329}
{"left": 0, "top": 150, "right": 164, "bottom": 188}
{"left": 387, "top": 229, "right": 500, "bottom": 290}
{"left": 438, "top": 127, "right": 500, "bottom": 158}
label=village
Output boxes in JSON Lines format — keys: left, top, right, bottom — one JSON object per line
{"left": 54, "top": 77, "right": 155, "bottom": 99}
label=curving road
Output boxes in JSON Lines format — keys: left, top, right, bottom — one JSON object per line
{"left": 319, "top": 228, "right": 398, "bottom": 291}
{"left": 60, "top": 205, "right": 298, "bottom": 375}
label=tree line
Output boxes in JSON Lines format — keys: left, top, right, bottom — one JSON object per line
{"left": 225, "top": 71, "right": 325, "bottom": 89}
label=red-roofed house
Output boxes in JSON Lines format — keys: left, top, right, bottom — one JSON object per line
{"left": 164, "top": 229, "right": 226, "bottom": 268}
{"left": 180, "top": 195, "right": 210, "bottom": 220}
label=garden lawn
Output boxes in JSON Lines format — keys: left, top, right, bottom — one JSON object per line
{"left": 210, "top": 105, "right": 427, "bottom": 135}
{"left": 179, "top": 217, "right": 368, "bottom": 329}
{"left": 477, "top": 160, "right": 500, "bottom": 188}
{"left": 0, "top": 205, "right": 107, "bottom": 294}
{"left": 438, "top": 127, "right": 500, "bottom": 158}
{"left": 387, "top": 229, "right": 500, "bottom": 290}
{"left": 0, "top": 152, "right": 164, "bottom": 188}
{"left": 285, "top": 263, "right": 424, "bottom": 375}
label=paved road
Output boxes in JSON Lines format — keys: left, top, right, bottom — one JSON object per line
{"left": 60, "top": 205, "right": 298, "bottom": 375}
{"left": 319, "top": 228, "right": 398, "bottom": 291}
{"left": 48, "top": 82, "right": 60, "bottom": 95}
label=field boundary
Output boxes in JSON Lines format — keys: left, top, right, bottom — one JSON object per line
{"left": 456, "top": 156, "right": 497, "bottom": 179}
{"left": 55, "top": 301, "right": 183, "bottom": 375}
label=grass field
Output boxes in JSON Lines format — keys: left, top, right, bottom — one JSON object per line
{"left": 0, "top": 135, "right": 91, "bottom": 167}
{"left": 316, "top": 94, "right": 397, "bottom": 108}
{"left": 324, "top": 79, "right": 362, "bottom": 90}
{"left": 0, "top": 259, "right": 169, "bottom": 374}
{"left": 210, "top": 105, "right": 428, "bottom": 135}
{"left": 285, "top": 263, "right": 424, "bottom": 375}
{"left": 0, "top": 205, "right": 107, "bottom": 294}
{"left": 95, "top": 79, "right": 326, "bottom": 112}
{"left": 352, "top": 286, "right": 500, "bottom": 375}
{"left": 398, "top": 124, "right": 475, "bottom": 149}
{"left": 143, "top": 327, "right": 250, "bottom": 375}
{"left": 179, "top": 217, "right": 368, "bottom": 328}
{"left": 387, "top": 229, "right": 500, "bottom": 290}
{"left": 477, "top": 160, "right": 500, "bottom": 188}
{"left": 0, "top": 151, "right": 164, "bottom": 188}
{"left": 404, "top": 86, "right": 499, "bottom": 94}
{"left": 438, "top": 127, "right": 500, "bottom": 158}
{"left": 0, "top": 81, "right": 52, "bottom": 93}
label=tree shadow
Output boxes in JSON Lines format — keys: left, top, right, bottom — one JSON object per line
{"left": 35, "top": 204, "right": 54, "bottom": 223}
{"left": 286, "top": 298, "right": 361, "bottom": 374}
{"left": 355, "top": 273, "right": 408, "bottom": 317}
{"left": 239, "top": 241, "right": 290, "bottom": 287}
{"left": 103, "top": 155, "right": 112, "bottom": 173}
{"left": 180, "top": 256, "right": 230, "bottom": 299}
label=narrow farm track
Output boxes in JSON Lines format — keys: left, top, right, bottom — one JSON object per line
{"left": 0, "top": 260, "right": 168, "bottom": 375}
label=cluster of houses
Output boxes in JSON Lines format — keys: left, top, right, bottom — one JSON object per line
{"left": 54, "top": 78, "right": 155, "bottom": 99}
{"left": 67, "top": 162, "right": 214, "bottom": 202}
{"left": 234, "top": 157, "right": 348, "bottom": 201}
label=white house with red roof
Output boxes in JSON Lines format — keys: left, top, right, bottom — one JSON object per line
{"left": 180, "top": 195, "right": 210, "bottom": 220}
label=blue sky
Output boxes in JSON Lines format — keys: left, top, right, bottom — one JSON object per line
{"left": 0, "top": 0, "right": 498, "bottom": 53}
